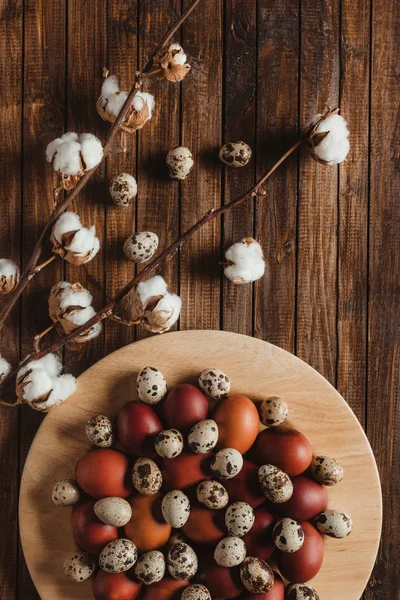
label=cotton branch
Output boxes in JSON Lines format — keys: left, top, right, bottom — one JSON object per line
{"left": 0, "top": 0, "right": 202, "bottom": 332}
{"left": 0, "top": 108, "right": 339, "bottom": 407}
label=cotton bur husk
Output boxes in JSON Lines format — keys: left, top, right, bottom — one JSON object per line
{"left": 308, "top": 113, "right": 350, "bottom": 165}
{"left": 0, "top": 258, "right": 20, "bottom": 295}
{"left": 97, "top": 75, "right": 155, "bottom": 133}
{"left": 16, "top": 354, "right": 76, "bottom": 412}
{"left": 49, "top": 281, "right": 102, "bottom": 343}
{"left": 118, "top": 275, "right": 182, "bottom": 334}
{"left": 50, "top": 211, "right": 100, "bottom": 266}
{"left": 154, "top": 43, "right": 191, "bottom": 82}
{"left": 45, "top": 132, "right": 103, "bottom": 190}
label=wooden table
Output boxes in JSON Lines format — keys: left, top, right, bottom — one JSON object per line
{"left": 0, "top": 1, "right": 398, "bottom": 599}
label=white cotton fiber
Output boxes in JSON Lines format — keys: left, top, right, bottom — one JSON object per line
{"left": 82, "top": 322, "right": 103, "bottom": 341}
{"left": 169, "top": 43, "right": 188, "bottom": 66}
{"left": 311, "top": 114, "right": 350, "bottom": 164}
{"left": 101, "top": 75, "right": 120, "bottom": 99}
{"left": 137, "top": 275, "right": 168, "bottom": 308}
{"left": 0, "top": 258, "right": 19, "bottom": 278}
{"left": 66, "top": 226, "right": 100, "bottom": 261}
{"left": 0, "top": 355, "right": 11, "bottom": 381}
{"left": 46, "top": 374, "right": 77, "bottom": 408}
{"left": 155, "top": 292, "right": 182, "bottom": 326}
{"left": 133, "top": 92, "right": 155, "bottom": 118}
{"left": 52, "top": 212, "right": 82, "bottom": 243}
{"left": 224, "top": 240, "right": 265, "bottom": 284}
{"left": 58, "top": 285, "right": 93, "bottom": 311}
{"left": 23, "top": 369, "right": 53, "bottom": 403}
{"left": 66, "top": 305, "right": 96, "bottom": 326}
{"left": 51, "top": 139, "right": 82, "bottom": 175}
{"left": 107, "top": 91, "right": 129, "bottom": 118}
{"left": 79, "top": 133, "right": 104, "bottom": 170}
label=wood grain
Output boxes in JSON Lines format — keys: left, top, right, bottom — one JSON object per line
{"left": 0, "top": 1, "right": 22, "bottom": 597}
{"left": 221, "top": 0, "right": 256, "bottom": 336}
{"left": 366, "top": 0, "right": 400, "bottom": 596}
{"left": 19, "top": 331, "right": 382, "bottom": 600}
{"left": 255, "top": 0, "right": 299, "bottom": 350}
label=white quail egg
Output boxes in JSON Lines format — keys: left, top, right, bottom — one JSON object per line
{"left": 167, "top": 542, "right": 198, "bottom": 579}
{"left": 219, "top": 141, "right": 252, "bottom": 167}
{"left": 198, "top": 369, "right": 230, "bottom": 400}
{"left": 94, "top": 497, "right": 132, "bottom": 527}
{"left": 63, "top": 551, "right": 96, "bottom": 582}
{"left": 161, "top": 490, "right": 191, "bottom": 528}
{"left": 214, "top": 536, "right": 247, "bottom": 567}
{"left": 85, "top": 414, "right": 114, "bottom": 448}
{"left": 166, "top": 146, "right": 194, "bottom": 180}
{"left": 52, "top": 479, "right": 80, "bottom": 507}
{"left": 134, "top": 550, "right": 166, "bottom": 585}
{"left": 109, "top": 173, "right": 138, "bottom": 207}
{"left": 315, "top": 509, "right": 353, "bottom": 538}
{"left": 240, "top": 557, "right": 274, "bottom": 593}
{"left": 273, "top": 518, "right": 304, "bottom": 553}
{"left": 136, "top": 366, "right": 167, "bottom": 404}
{"left": 286, "top": 584, "right": 320, "bottom": 600}
{"left": 182, "top": 584, "right": 211, "bottom": 600}
{"left": 225, "top": 502, "right": 255, "bottom": 537}
{"left": 188, "top": 420, "right": 219, "bottom": 454}
{"left": 196, "top": 480, "right": 229, "bottom": 510}
{"left": 308, "top": 455, "right": 344, "bottom": 486}
{"left": 99, "top": 539, "right": 138, "bottom": 573}
{"left": 258, "top": 464, "right": 293, "bottom": 503}
{"left": 123, "top": 231, "right": 159, "bottom": 263}
{"left": 259, "top": 396, "right": 288, "bottom": 427}
{"left": 155, "top": 429, "right": 184, "bottom": 458}
{"left": 168, "top": 530, "right": 187, "bottom": 546}
{"left": 132, "top": 457, "right": 163, "bottom": 495}
{"left": 210, "top": 448, "right": 243, "bottom": 480}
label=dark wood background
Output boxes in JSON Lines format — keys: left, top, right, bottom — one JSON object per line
{"left": 0, "top": 0, "right": 398, "bottom": 598}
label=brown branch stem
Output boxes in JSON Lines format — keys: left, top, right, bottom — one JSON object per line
{"left": 0, "top": 0, "right": 203, "bottom": 332}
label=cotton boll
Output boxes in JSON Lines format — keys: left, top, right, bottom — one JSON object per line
{"left": 143, "top": 292, "right": 182, "bottom": 334}
{"left": 19, "top": 354, "right": 63, "bottom": 380}
{"left": 66, "top": 226, "right": 100, "bottom": 257}
{"left": 169, "top": 43, "right": 187, "bottom": 66}
{"left": 47, "top": 374, "right": 77, "bottom": 407}
{"left": 224, "top": 237, "right": 265, "bottom": 284}
{"left": 100, "top": 75, "right": 120, "bottom": 101}
{"left": 0, "top": 356, "right": 11, "bottom": 382}
{"left": 106, "top": 91, "right": 128, "bottom": 118}
{"left": 79, "top": 133, "right": 103, "bottom": 170}
{"left": 52, "top": 212, "right": 83, "bottom": 244}
{"left": 22, "top": 369, "right": 54, "bottom": 403}
{"left": 0, "top": 258, "right": 20, "bottom": 294}
{"left": 66, "top": 305, "right": 97, "bottom": 326}
{"left": 49, "top": 281, "right": 102, "bottom": 343}
{"left": 309, "top": 113, "right": 350, "bottom": 165}
{"left": 137, "top": 275, "right": 168, "bottom": 309}
{"left": 57, "top": 284, "right": 93, "bottom": 311}
{"left": 157, "top": 43, "right": 191, "bottom": 82}
{"left": 51, "top": 214, "right": 100, "bottom": 265}
{"left": 52, "top": 139, "right": 83, "bottom": 176}
{"left": 135, "top": 92, "right": 155, "bottom": 117}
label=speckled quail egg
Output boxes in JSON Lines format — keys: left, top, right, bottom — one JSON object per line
{"left": 198, "top": 369, "right": 230, "bottom": 400}
{"left": 155, "top": 429, "right": 184, "bottom": 458}
{"left": 314, "top": 509, "right": 353, "bottom": 538}
{"left": 181, "top": 584, "right": 211, "bottom": 600}
{"left": 225, "top": 502, "right": 255, "bottom": 537}
{"left": 188, "top": 419, "right": 219, "bottom": 454}
{"left": 167, "top": 542, "right": 198, "bottom": 579}
{"left": 94, "top": 497, "right": 132, "bottom": 527}
{"left": 134, "top": 550, "right": 166, "bottom": 585}
{"left": 210, "top": 448, "right": 243, "bottom": 480}
{"left": 166, "top": 146, "right": 194, "bottom": 180}
{"left": 309, "top": 455, "right": 344, "bottom": 486}
{"left": 258, "top": 464, "right": 293, "bottom": 503}
{"left": 161, "top": 490, "right": 191, "bottom": 528}
{"left": 63, "top": 551, "right": 96, "bottom": 582}
{"left": 286, "top": 583, "right": 320, "bottom": 600}
{"left": 123, "top": 232, "right": 159, "bottom": 263}
{"left": 219, "top": 141, "right": 252, "bottom": 168}
{"left": 52, "top": 479, "right": 80, "bottom": 507}
{"left": 168, "top": 530, "right": 187, "bottom": 546}
{"left": 85, "top": 414, "right": 114, "bottom": 448}
{"left": 136, "top": 366, "right": 167, "bottom": 404}
{"left": 197, "top": 480, "right": 229, "bottom": 510}
{"left": 273, "top": 518, "right": 304, "bottom": 553}
{"left": 240, "top": 556, "right": 274, "bottom": 593}
{"left": 109, "top": 172, "right": 138, "bottom": 207}
{"left": 132, "top": 457, "right": 163, "bottom": 495}
{"left": 99, "top": 539, "right": 138, "bottom": 573}
{"left": 259, "top": 396, "right": 288, "bottom": 427}
{"left": 214, "top": 536, "right": 247, "bottom": 567}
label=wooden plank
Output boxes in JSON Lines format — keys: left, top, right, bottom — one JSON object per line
{"left": 136, "top": 0, "right": 180, "bottom": 340}
{"left": 0, "top": 1, "right": 22, "bottom": 598}
{"left": 104, "top": 1, "right": 138, "bottom": 354}
{"left": 366, "top": 0, "right": 400, "bottom": 596}
{"left": 221, "top": 0, "right": 256, "bottom": 336}
{"left": 255, "top": 0, "right": 299, "bottom": 350}
{"left": 65, "top": 1, "right": 107, "bottom": 375}
{"left": 337, "top": 0, "right": 370, "bottom": 426}
{"left": 180, "top": 0, "right": 223, "bottom": 331}
{"left": 296, "top": 0, "right": 340, "bottom": 384}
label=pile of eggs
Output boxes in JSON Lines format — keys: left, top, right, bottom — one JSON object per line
{"left": 52, "top": 367, "right": 352, "bottom": 600}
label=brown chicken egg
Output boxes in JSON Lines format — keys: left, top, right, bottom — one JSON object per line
{"left": 163, "top": 384, "right": 209, "bottom": 432}
{"left": 140, "top": 577, "right": 189, "bottom": 600}
{"left": 72, "top": 500, "right": 118, "bottom": 555}
{"left": 161, "top": 452, "right": 211, "bottom": 490}
{"left": 273, "top": 475, "right": 327, "bottom": 521}
{"left": 125, "top": 493, "right": 171, "bottom": 552}
{"left": 182, "top": 505, "right": 225, "bottom": 545}
{"left": 197, "top": 561, "right": 244, "bottom": 599}
{"left": 242, "top": 507, "right": 276, "bottom": 561}
{"left": 223, "top": 459, "right": 265, "bottom": 508}
{"left": 276, "top": 521, "right": 324, "bottom": 583}
{"left": 253, "top": 427, "right": 313, "bottom": 476}
{"left": 212, "top": 394, "right": 260, "bottom": 454}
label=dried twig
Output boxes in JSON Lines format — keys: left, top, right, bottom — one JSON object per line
{"left": 0, "top": 108, "right": 339, "bottom": 406}
{"left": 0, "top": 0, "right": 202, "bottom": 332}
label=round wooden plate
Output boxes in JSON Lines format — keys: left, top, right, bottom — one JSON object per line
{"left": 19, "top": 330, "right": 382, "bottom": 600}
